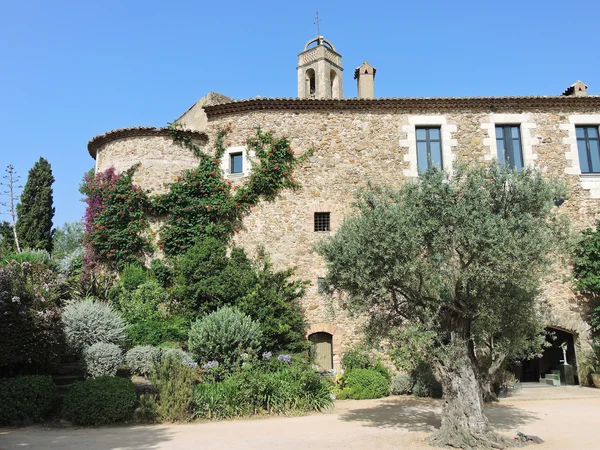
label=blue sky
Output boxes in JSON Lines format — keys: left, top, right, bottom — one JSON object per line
{"left": 1, "top": 0, "right": 599, "bottom": 227}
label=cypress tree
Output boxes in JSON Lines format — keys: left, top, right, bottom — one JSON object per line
{"left": 16, "top": 157, "right": 55, "bottom": 252}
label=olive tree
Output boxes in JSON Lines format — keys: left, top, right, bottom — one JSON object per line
{"left": 318, "top": 163, "right": 567, "bottom": 448}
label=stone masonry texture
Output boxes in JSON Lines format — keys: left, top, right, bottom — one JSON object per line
{"left": 92, "top": 101, "right": 600, "bottom": 370}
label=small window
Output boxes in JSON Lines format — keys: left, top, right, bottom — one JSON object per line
{"left": 576, "top": 126, "right": 600, "bottom": 173}
{"left": 496, "top": 125, "right": 524, "bottom": 170}
{"left": 230, "top": 152, "right": 243, "bottom": 174}
{"left": 416, "top": 127, "right": 443, "bottom": 172}
{"left": 317, "top": 277, "right": 327, "bottom": 294}
{"left": 314, "top": 212, "right": 330, "bottom": 232}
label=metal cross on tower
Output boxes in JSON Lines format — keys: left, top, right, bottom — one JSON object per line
{"left": 314, "top": 12, "right": 321, "bottom": 37}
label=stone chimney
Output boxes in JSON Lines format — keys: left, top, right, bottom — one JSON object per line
{"left": 562, "top": 80, "right": 588, "bottom": 97}
{"left": 354, "top": 61, "right": 376, "bottom": 99}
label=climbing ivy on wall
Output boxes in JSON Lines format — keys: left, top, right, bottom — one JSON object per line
{"left": 82, "top": 125, "right": 311, "bottom": 266}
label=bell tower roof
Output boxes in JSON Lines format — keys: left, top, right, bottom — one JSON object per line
{"left": 302, "top": 36, "right": 337, "bottom": 52}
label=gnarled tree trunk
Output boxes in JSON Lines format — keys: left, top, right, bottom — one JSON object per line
{"left": 430, "top": 340, "right": 513, "bottom": 449}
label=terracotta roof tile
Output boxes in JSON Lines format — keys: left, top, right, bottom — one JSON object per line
{"left": 203, "top": 96, "right": 600, "bottom": 117}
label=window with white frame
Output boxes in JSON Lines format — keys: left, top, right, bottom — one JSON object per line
{"left": 230, "top": 152, "right": 243, "bottom": 174}
{"left": 576, "top": 126, "right": 600, "bottom": 174}
{"left": 496, "top": 125, "right": 524, "bottom": 171}
{"left": 416, "top": 127, "right": 443, "bottom": 172}
{"left": 401, "top": 116, "right": 457, "bottom": 177}
{"left": 221, "top": 146, "right": 251, "bottom": 178}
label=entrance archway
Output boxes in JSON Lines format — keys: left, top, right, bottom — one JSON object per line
{"left": 511, "top": 327, "right": 578, "bottom": 384}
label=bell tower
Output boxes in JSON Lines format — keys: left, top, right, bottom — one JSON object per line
{"left": 297, "top": 36, "right": 343, "bottom": 99}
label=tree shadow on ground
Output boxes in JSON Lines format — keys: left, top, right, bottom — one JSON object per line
{"left": 0, "top": 424, "right": 174, "bottom": 450}
{"left": 338, "top": 396, "right": 540, "bottom": 434}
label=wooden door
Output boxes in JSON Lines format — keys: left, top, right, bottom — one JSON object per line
{"left": 309, "top": 332, "right": 333, "bottom": 371}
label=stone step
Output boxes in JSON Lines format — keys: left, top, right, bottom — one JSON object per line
{"left": 52, "top": 374, "right": 84, "bottom": 386}
{"left": 54, "top": 364, "right": 84, "bottom": 376}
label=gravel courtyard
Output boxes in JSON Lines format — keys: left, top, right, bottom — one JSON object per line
{"left": 1, "top": 385, "right": 599, "bottom": 450}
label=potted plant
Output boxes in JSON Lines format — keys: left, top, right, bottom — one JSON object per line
{"left": 578, "top": 341, "right": 600, "bottom": 387}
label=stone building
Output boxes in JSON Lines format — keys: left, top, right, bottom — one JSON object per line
{"left": 89, "top": 36, "right": 600, "bottom": 377}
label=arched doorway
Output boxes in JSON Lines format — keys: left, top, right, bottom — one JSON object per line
{"left": 511, "top": 327, "right": 578, "bottom": 384}
{"left": 309, "top": 332, "right": 333, "bottom": 371}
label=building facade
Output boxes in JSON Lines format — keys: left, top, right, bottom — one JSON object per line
{"left": 89, "top": 37, "right": 600, "bottom": 375}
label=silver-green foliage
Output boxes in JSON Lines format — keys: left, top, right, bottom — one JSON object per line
{"left": 84, "top": 342, "right": 123, "bottom": 378}
{"left": 390, "top": 373, "right": 412, "bottom": 395}
{"left": 125, "top": 346, "right": 161, "bottom": 376}
{"left": 188, "top": 306, "right": 262, "bottom": 367}
{"left": 62, "top": 298, "right": 128, "bottom": 353}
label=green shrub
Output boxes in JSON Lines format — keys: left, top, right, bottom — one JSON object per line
{"left": 127, "top": 315, "right": 188, "bottom": 347}
{"left": 194, "top": 377, "right": 245, "bottom": 419}
{"left": 193, "top": 357, "right": 332, "bottom": 419}
{"left": 372, "top": 361, "right": 391, "bottom": 381}
{"left": 150, "top": 259, "right": 173, "bottom": 288}
{"left": 338, "top": 369, "right": 390, "bottom": 400}
{"left": 390, "top": 373, "right": 413, "bottom": 395}
{"left": 63, "top": 376, "right": 137, "bottom": 425}
{"left": 150, "top": 354, "right": 196, "bottom": 422}
{"left": 62, "top": 298, "right": 128, "bottom": 353}
{"left": 115, "top": 280, "right": 167, "bottom": 323}
{"left": 119, "top": 264, "right": 149, "bottom": 291}
{"left": 84, "top": 343, "right": 123, "bottom": 378}
{"left": 0, "top": 261, "right": 66, "bottom": 375}
{"left": 125, "top": 345, "right": 161, "bottom": 376}
{"left": 161, "top": 347, "right": 194, "bottom": 362}
{"left": 0, "top": 376, "right": 56, "bottom": 425}
{"left": 412, "top": 366, "right": 442, "bottom": 398}
{"left": 341, "top": 345, "right": 372, "bottom": 371}
{"left": 2, "top": 249, "right": 53, "bottom": 266}
{"left": 188, "top": 306, "right": 262, "bottom": 368}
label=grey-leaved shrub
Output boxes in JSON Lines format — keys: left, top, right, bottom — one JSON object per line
{"left": 188, "top": 306, "right": 262, "bottom": 368}
{"left": 125, "top": 346, "right": 161, "bottom": 376}
{"left": 390, "top": 373, "right": 413, "bottom": 395}
{"left": 84, "top": 343, "right": 123, "bottom": 378}
{"left": 62, "top": 298, "right": 128, "bottom": 353}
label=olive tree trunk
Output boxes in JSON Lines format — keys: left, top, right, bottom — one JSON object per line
{"left": 430, "top": 341, "right": 513, "bottom": 449}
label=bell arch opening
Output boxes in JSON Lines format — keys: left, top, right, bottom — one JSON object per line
{"left": 305, "top": 68, "right": 316, "bottom": 96}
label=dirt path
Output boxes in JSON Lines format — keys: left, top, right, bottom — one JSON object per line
{"left": 1, "top": 386, "right": 598, "bottom": 449}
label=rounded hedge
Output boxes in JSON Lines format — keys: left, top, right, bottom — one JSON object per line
{"left": 188, "top": 306, "right": 262, "bottom": 368}
{"left": 0, "top": 375, "right": 56, "bottom": 425}
{"left": 125, "top": 345, "right": 161, "bottom": 376}
{"left": 84, "top": 343, "right": 123, "bottom": 378}
{"left": 390, "top": 373, "right": 413, "bottom": 395}
{"left": 339, "top": 368, "right": 390, "bottom": 400}
{"left": 61, "top": 298, "right": 128, "bottom": 354}
{"left": 63, "top": 376, "right": 137, "bottom": 425}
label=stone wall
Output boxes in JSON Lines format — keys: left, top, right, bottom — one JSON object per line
{"left": 95, "top": 134, "right": 207, "bottom": 194}
{"left": 93, "top": 105, "right": 600, "bottom": 369}
{"left": 200, "top": 107, "right": 600, "bottom": 368}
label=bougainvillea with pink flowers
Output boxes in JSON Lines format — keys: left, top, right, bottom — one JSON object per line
{"left": 81, "top": 165, "right": 152, "bottom": 270}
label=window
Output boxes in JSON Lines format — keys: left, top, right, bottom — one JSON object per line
{"left": 416, "top": 127, "right": 442, "bottom": 172}
{"left": 230, "top": 152, "right": 243, "bottom": 174}
{"left": 576, "top": 126, "right": 600, "bottom": 173}
{"left": 314, "top": 212, "right": 330, "bottom": 232}
{"left": 317, "top": 277, "right": 327, "bottom": 294}
{"left": 496, "top": 125, "right": 524, "bottom": 170}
